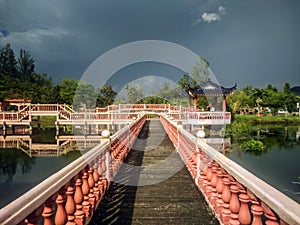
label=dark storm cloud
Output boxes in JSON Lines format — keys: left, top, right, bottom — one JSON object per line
{"left": 0, "top": 0, "right": 299, "bottom": 88}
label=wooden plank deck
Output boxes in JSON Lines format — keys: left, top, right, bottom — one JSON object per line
{"left": 89, "top": 119, "right": 219, "bottom": 225}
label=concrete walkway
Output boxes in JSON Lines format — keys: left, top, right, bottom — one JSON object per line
{"left": 89, "top": 119, "right": 219, "bottom": 225}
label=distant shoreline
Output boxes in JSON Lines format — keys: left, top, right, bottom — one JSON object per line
{"left": 233, "top": 115, "right": 300, "bottom": 124}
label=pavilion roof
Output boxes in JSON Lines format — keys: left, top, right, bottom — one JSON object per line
{"left": 188, "top": 79, "right": 237, "bottom": 97}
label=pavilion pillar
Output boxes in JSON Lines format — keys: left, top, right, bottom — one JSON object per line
{"left": 222, "top": 95, "right": 226, "bottom": 112}
{"left": 188, "top": 97, "right": 192, "bottom": 112}
{"left": 213, "top": 97, "right": 218, "bottom": 111}
{"left": 193, "top": 96, "right": 197, "bottom": 112}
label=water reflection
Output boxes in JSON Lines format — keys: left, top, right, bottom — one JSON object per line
{"left": 0, "top": 133, "right": 101, "bottom": 208}
{"left": 0, "top": 135, "right": 102, "bottom": 157}
{"left": 0, "top": 148, "right": 35, "bottom": 183}
{"left": 0, "top": 134, "right": 102, "bottom": 184}
{"left": 227, "top": 125, "right": 300, "bottom": 203}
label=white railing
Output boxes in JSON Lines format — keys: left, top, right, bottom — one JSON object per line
{"left": 0, "top": 114, "right": 146, "bottom": 225}
{"left": 160, "top": 115, "right": 300, "bottom": 225}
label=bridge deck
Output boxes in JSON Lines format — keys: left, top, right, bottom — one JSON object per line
{"left": 89, "top": 119, "right": 219, "bottom": 225}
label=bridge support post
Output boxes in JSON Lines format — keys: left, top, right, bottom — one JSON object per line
{"left": 84, "top": 122, "right": 87, "bottom": 136}
{"left": 2, "top": 123, "right": 6, "bottom": 136}
{"left": 29, "top": 123, "right": 32, "bottom": 136}
{"left": 55, "top": 121, "right": 59, "bottom": 136}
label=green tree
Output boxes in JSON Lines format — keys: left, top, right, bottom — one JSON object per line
{"left": 177, "top": 73, "right": 191, "bottom": 92}
{"left": 125, "top": 84, "right": 144, "bottom": 103}
{"left": 0, "top": 44, "right": 18, "bottom": 100}
{"left": 73, "top": 81, "right": 98, "bottom": 109}
{"left": 191, "top": 56, "right": 210, "bottom": 87}
{"left": 142, "top": 96, "right": 168, "bottom": 104}
{"left": 227, "top": 89, "right": 252, "bottom": 113}
{"left": 96, "top": 85, "right": 117, "bottom": 107}
{"left": 0, "top": 44, "right": 18, "bottom": 79}
{"left": 283, "top": 82, "right": 291, "bottom": 94}
{"left": 17, "top": 49, "right": 35, "bottom": 80}
{"left": 59, "top": 78, "right": 79, "bottom": 106}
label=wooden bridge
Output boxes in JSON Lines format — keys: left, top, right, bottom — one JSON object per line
{"left": 0, "top": 112, "right": 299, "bottom": 225}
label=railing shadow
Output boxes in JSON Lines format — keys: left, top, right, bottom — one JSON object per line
{"left": 89, "top": 120, "right": 150, "bottom": 225}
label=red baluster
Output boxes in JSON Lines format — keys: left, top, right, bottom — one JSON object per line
{"left": 251, "top": 205, "right": 263, "bottom": 225}
{"left": 222, "top": 177, "right": 231, "bottom": 204}
{"left": 238, "top": 194, "right": 251, "bottom": 225}
{"left": 88, "top": 167, "right": 96, "bottom": 212}
{"left": 221, "top": 208, "right": 231, "bottom": 225}
{"left": 210, "top": 166, "right": 218, "bottom": 188}
{"left": 215, "top": 198, "right": 224, "bottom": 217}
{"left": 206, "top": 164, "right": 213, "bottom": 182}
{"left": 42, "top": 195, "right": 56, "bottom": 225}
{"left": 216, "top": 170, "right": 224, "bottom": 196}
{"left": 93, "top": 165, "right": 100, "bottom": 202}
{"left": 74, "top": 178, "right": 85, "bottom": 225}
{"left": 55, "top": 190, "right": 68, "bottom": 225}
{"left": 265, "top": 222, "right": 279, "bottom": 225}
{"left": 229, "top": 213, "right": 241, "bottom": 225}
{"left": 229, "top": 185, "right": 240, "bottom": 214}
{"left": 209, "top": 166, "right": 218, "bottom": 207}
{"left": 81, "top": 171, "right": 91, "bottom": 219}
{"left": 261, "top": 202, "right": 279, "bottom": 225}
{"left": 65, "top": 185, "right": 76, "bottom": 225}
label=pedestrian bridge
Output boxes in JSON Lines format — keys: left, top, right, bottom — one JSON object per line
{"left": 0, "top": 113, "right": 299, "bottom": 225}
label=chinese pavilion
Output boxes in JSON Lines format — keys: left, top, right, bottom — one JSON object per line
{"left": 187, "top": 79, "right": 237, "bottom": 112}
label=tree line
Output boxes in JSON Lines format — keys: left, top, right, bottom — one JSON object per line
{"left": 226, "top": 83, "right": 299, "bottom": 114}
{"left": 0, "top": 44, "right": 117, "bottom": 110}
{"left": 1, "top": 44, "right": 298, "bottom": 114}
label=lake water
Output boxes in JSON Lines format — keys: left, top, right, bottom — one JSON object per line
{"left": 226, "top": 125, "right": 300, "bottom": 204}
{"left": 0, "top": 129, "right": 87, "bottom": 208}
{"left": 0, "top": 125, "right": 299, "bottom": 209}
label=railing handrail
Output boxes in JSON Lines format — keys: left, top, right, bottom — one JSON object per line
{"left": 168, "top": 117, "right": 300, "bottom": 225}
{"left": 0, "top": 115, "right": 145, "bottom": 224}
{"left": 0, "top": 141, "right": 108, "bottom": 224}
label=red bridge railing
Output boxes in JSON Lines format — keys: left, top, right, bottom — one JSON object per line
{"left": 160, "top": 115, "right": 300, "bottom": 225}
{"left": 0, "top": 115, "right": 146, "bottom": 225}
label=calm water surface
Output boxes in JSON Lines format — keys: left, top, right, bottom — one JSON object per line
{"left": 0, "top": 125, "right": 299, "bottom": 209}
{"left": 226, "top": 125, "right": 300, "bottom": 204}
{"left": 0, "top": 129, "right": 84, "bottom": 208}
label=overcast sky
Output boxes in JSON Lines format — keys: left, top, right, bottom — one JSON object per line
{"left": 0, "top": 0, "right": 300, "bottom": 91}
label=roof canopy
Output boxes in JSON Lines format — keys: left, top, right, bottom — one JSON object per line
{"left": 188, "top": 79, "right": 237, "bottom": 97}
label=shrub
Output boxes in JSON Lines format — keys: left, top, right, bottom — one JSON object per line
{"left": 239, "top": 139, "right": 265, "bottom": 151}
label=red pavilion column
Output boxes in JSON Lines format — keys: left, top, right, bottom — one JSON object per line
{"left": 188, "top": 97, "right": 192, "bottom": 112}
{"left": 193, "top": 96, "right": 197, "bottom": 111}
{"left": 222, "top": 95, "right": 227, "bottom": 112}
